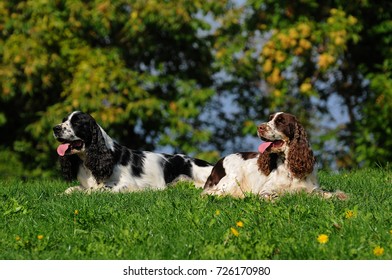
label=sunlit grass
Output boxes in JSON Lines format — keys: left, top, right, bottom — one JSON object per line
{"left": 1, "top": 168, "right": 391, "bottom": 259}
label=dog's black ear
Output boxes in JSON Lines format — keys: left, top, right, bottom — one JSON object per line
{"left": 59, "top": 154, "right": 81, "bottom": 181}
{"left": 84, "top": 120, "right": 114, "bottom": 182}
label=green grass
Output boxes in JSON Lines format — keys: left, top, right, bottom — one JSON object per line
{"left": 1, "top": 168, "right": 392, "bottom": 260}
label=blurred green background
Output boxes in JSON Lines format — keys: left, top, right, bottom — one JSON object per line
{"left": 0, "top": 0, "right": 391, "bottom": 178}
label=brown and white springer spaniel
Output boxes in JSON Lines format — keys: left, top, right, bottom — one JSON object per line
{"left": 202, "top": 112, "right": 346, "bottom": 199}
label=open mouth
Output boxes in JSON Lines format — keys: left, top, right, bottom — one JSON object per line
{"left": 258, "top": 140, "right": 285, "bottom": 153}
{"left": 56, "top": 140, "right": 84, "bottom": 156}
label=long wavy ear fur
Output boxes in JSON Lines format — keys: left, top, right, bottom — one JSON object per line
{"left": 59, "top": 154, "right": 81, "bottom": 181}
{"left": 257, "top": 151, "right": 278, "bottom": 176}
{"left": 287, "top": 121, "right": 315, "bottom": 179}
{"left": 84, "top": 120, "right": 114, "bottom": 182}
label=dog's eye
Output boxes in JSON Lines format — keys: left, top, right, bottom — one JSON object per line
{"left": 276, "top": 116, "right": 285, "bottom": 124}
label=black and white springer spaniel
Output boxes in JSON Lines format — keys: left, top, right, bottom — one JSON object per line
{"left": 53, "top": 111, "right": 213, "bottom": 193}
{"left": 202, "top": 112, "right": 346, "bottom": 199}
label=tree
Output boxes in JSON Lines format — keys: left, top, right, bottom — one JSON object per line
{"left": 0, "top": 0, "right": 226, "bottom": 177}
{"left": 1, "top": 0, "right": 391, "bottom": 178}
{"left": 210, "top": 0, "right": 392, "bottom": 168}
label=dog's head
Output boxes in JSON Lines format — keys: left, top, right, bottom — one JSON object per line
{"left": 257, "top": 112, "right": 298, "bottom": 154}
{"left": 53, "top": 111, "right": 95, "bottom": 156}
{"left": 257, "top": 112, "right": 315, "bottom": 178}
{"left": 53, "top": 111, "right": 115, "bottom": 181}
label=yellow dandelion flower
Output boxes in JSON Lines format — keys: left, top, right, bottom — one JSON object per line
{"left": 317, "top": 234, "right": 329, "bottom": 244}
{"left": 236, "top": 221, "right": 244, "bottom": 228}
{"left": 345, "top": 210, "right": 355, "bottom": 219}
{"left": 230, "top": 227, "right": 239, "bottom": 237}
{"left": 74, "top": 209, "right": 79, "bottom": 215}
{"left": 15, "top": 235, "right": 21, "bottom": 241}
{"left": 215, "top": 210, "right": 221, "bottom": 216}
{"left": 373, "top": 246, "right": 384, "bottom": 257}
{"left": 37, "top": 235, "right": 44, "bottom": 240}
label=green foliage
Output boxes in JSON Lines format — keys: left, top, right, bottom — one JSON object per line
{"left": 0, "top": 0, "right": 226, "bottom": 176}
{"left": 355, "top": 72, "right": 392, "bottom": 166}
{"left": 1, "top": 169, "right": 392, "bottom": 259}
{"left": 0, "top": 0, "right": 392, "bottom": 176}
{"left": 0, "top": 150, "right": 24, "bottom": 178}
{"left": 210, "top": 0, "right": 392, "bottom": 167}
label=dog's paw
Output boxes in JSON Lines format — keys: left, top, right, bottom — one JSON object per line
{"left": 64, "top": 186, "right": 83, "bottom": 194}
{"left": 316, "top": 190, "right": 348, "bottom": 200}
{"left": 260, "top": 192, "right": 279, "bottom": 201}
{"left": 333, "top": 190, "right": 348, "bottom": 200}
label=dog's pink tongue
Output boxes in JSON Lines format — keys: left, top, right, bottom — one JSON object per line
{"left": 57, "top": 143, "right": 70, "bottom": 156}
{"left": 258, "top": 142, "right": 272, "bottom": 153}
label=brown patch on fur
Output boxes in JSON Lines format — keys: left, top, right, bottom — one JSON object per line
{"left": 203, "top": 157, "right": 226, "bottom": 189}
{"left": 239, "top": 152, "right": 259, "bottom": 160}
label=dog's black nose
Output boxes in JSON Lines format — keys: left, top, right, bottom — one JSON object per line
{"left": 53, "top": 125, "right": 62, "bottom": 134}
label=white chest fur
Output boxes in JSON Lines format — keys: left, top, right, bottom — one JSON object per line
{"left": 77, "top": 164, "right": 100, "bottom": 190}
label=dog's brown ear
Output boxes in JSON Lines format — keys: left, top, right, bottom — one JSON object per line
{"left": 287, "top": 121, "right": 315, "bottom": 178}
{"left": 257, "top": 151, "right": 278, "bottom": 176}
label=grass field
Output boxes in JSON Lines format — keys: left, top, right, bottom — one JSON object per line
{"left": 1, "top": 168, "right": 392, "bottom": 260}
